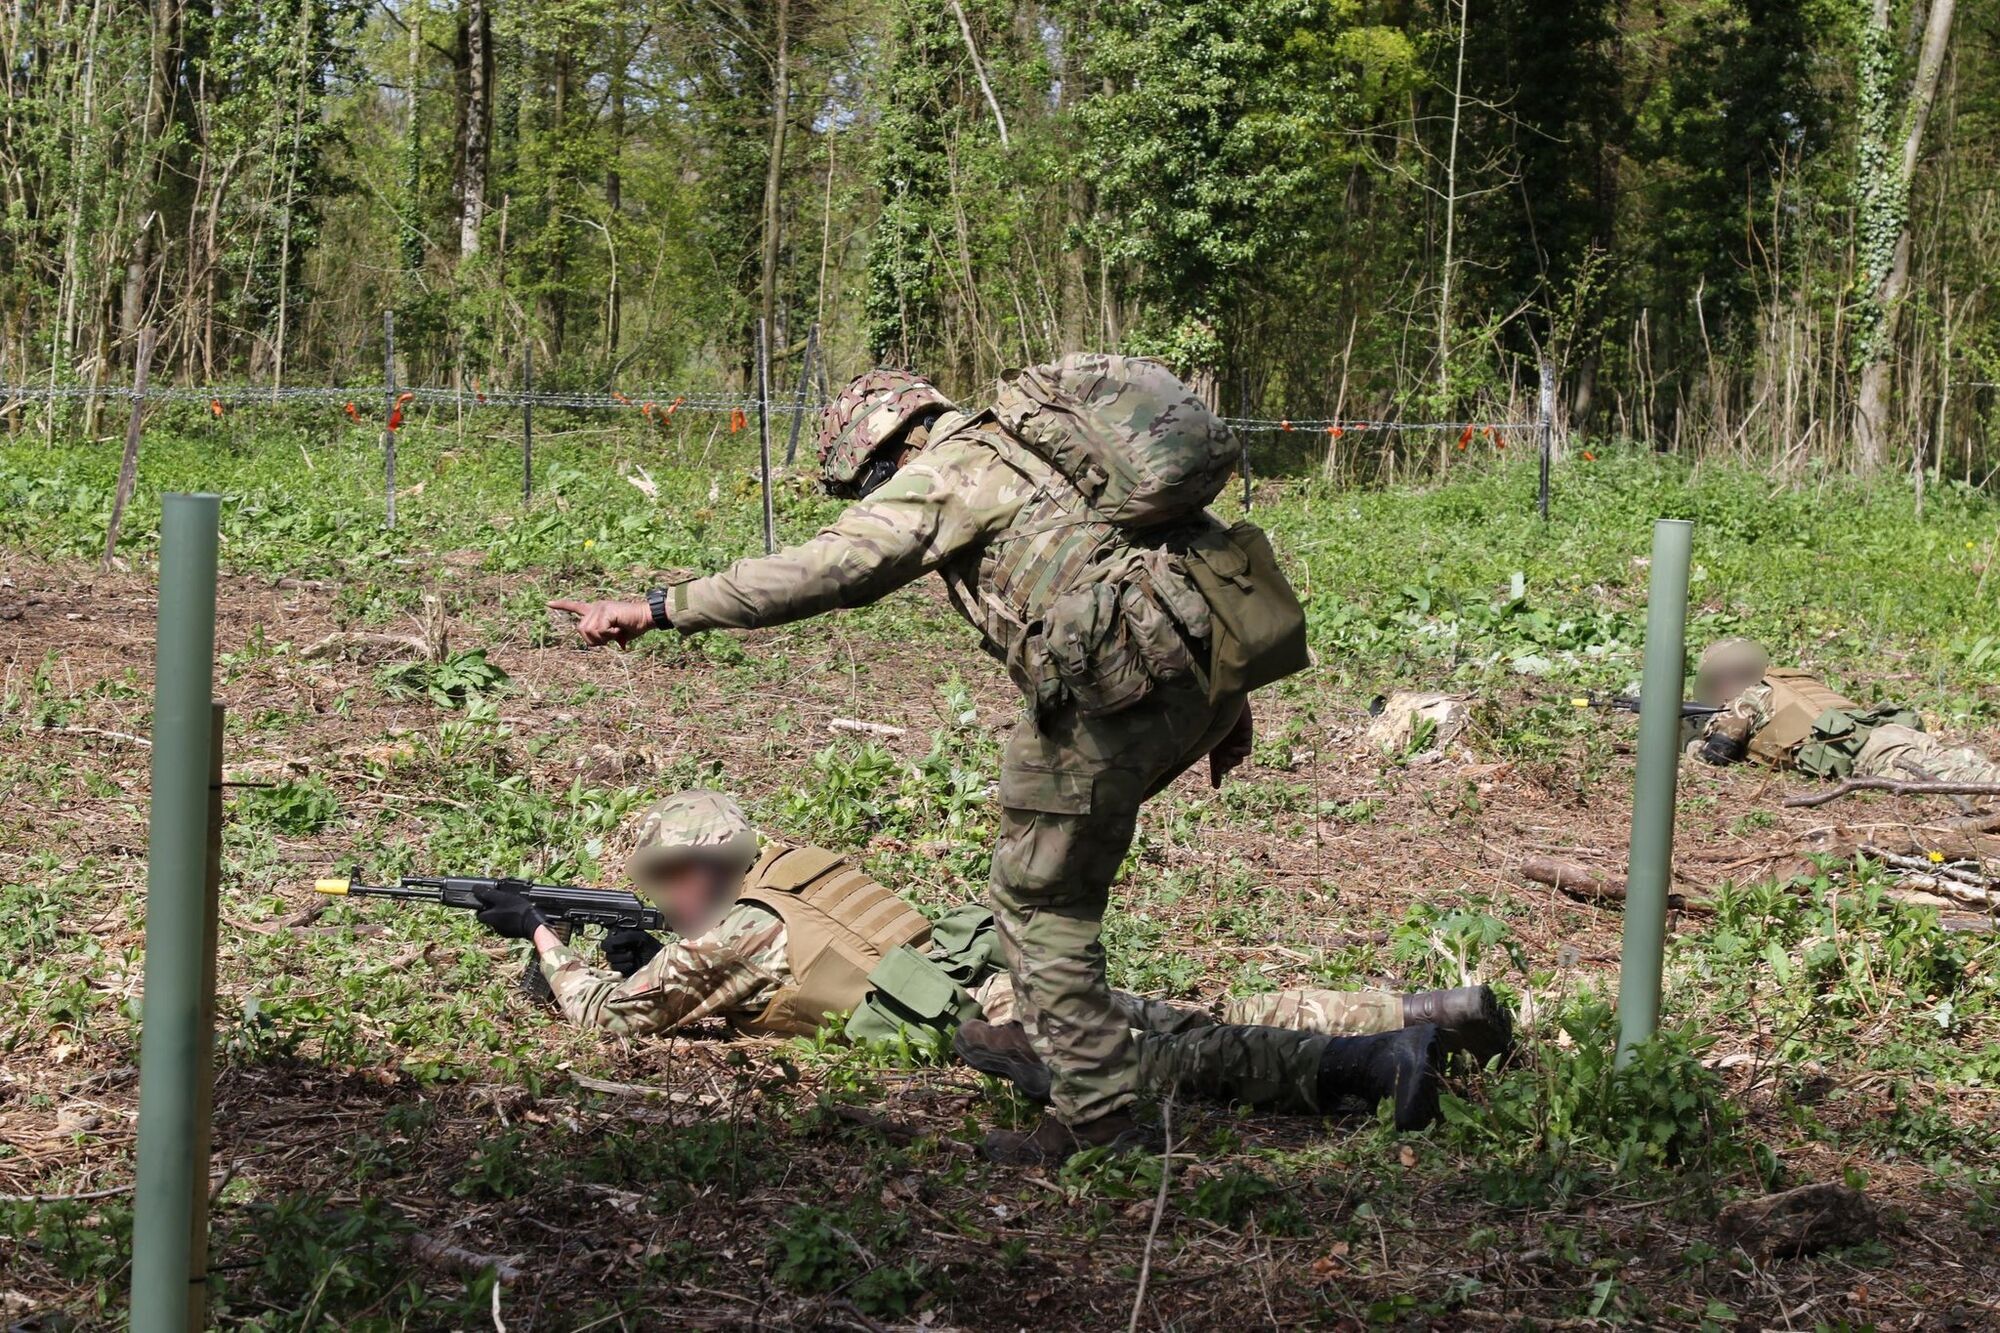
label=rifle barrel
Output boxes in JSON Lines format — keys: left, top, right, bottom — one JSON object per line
{"left": 313, "top": 877, "right": 442, "bottom": 901}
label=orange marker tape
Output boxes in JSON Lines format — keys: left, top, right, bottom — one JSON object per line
{"left": 387, "top": 408, "right": 403, "bottom": 431}
{"left": 209, "top": 398, "right": 224, "bottom": 417}
{"left": 667, "top": 396, "right": 685, "bottom": 417}
{"left": 344, "top": 402, "right": 360, "bottom": 422}
{"left": 1457, "top": 425, "right": 1474, "bottom": 450}
{"left": 1280, "top": 419, "right": 1292, "bottom": 432}
{"left": 613, "top": 390, "right": 634, "bottom": 405}
{"left": 1582, "top": 450, "right": 1597, "bottom": 462}
{"left": 730, "top": 408, "right": 746, "bottom": 432}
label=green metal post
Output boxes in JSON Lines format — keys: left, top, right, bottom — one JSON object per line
{"left": 130, "top": 494, "right": 220, "bottom": 1333}
{"left": 186, "top": 702, "right": 224, "bottom": 1329}
{"left": 1616, "top": 517, "right": 1693, "bottom": 1067}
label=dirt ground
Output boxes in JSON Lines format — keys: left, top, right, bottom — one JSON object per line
{"left": 3, "top": 554, "right": 1997, "bottom": 1330}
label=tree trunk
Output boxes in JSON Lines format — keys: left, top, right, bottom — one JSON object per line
{"left": 120, "top": 0, "right": 176, "bottom": 352}
{"left": 759, "top": 0, "right": 791, "bottom": 353}
{"left": 457, "top": 0, "right": 488, "bottom": 259}
{"left": 605, "top": 24, "right": 626, "bottom": 356}
{"left": 1852, "top": 0, "right": 1956, "bottom": 472}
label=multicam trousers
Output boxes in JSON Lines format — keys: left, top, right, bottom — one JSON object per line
{"left": 989, "top": 680, "right": 1257, "bottom": 1122}
{"left": 1853, "top": 725, "right": 2000, "bottom": 785}
{"left": 972, "top": 973, "right": 1405, "bottom": 1114}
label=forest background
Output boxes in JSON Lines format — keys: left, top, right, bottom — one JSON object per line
{"left": 4, "top": 0, "right": 1996, "bottom": 482}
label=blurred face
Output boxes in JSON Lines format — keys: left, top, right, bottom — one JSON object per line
{"left": 637, "top": 860, "right": 740, "bottom": 936}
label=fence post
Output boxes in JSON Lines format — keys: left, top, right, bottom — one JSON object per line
{"left": 757, "top": 317, "right": 776, "bottom": 554}
{"left": 783, "top": 323, "right": 819, "bottom": 467}
{"left": 1616, "top": 517, "right": 1693, "bottom": 1067}
{"left": 522, "top": 342, "right": 534, "bottom": 505}
{"left": 186, "top": 700, "right": 224, "bottom": 1329}
{"left": 1237, "top": 368, "right": 1253, "bottom": 512}
{"left": 382, "top": 310, "right": 397, "bottom": 531}
{"left": 103, "top": 327, "right": 157, "bottom": 568}
{"left": 129, "top": 494, "right": 220, "bottom": 1333}
{"left": 1538, "top": 360, "right": 1556, "bottom": 522}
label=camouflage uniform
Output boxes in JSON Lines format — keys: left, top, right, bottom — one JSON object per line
{"left": 1689, "top": 640, "right": 1999, "bottom": 783}
{"left": 666, "top": 387, "right": 1261, "bottom": 1122}
{"left": 542, "top": 801, "right": 1403, "bottom": 1111}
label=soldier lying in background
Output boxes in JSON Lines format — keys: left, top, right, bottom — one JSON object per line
{"left": 1687, "top": 638, "right": 2000, "bottom": 783}
{"left": 469, "top": 791, "right": 1514, "bottom": 1144}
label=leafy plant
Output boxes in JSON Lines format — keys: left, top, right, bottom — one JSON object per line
{"left": 375, "top": 648, "right": 510, "bottom": 709}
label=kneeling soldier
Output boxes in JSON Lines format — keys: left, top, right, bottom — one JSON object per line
{"left": 469, "top": 791, "right": 1513, "bottom": 1160}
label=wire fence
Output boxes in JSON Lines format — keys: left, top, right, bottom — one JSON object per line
{"left": 10, "top": 322, "right": 1563, "bottom": 563}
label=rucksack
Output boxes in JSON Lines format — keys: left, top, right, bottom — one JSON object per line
{"left": 992, "top": 353, "right": 1310, "bottom": 703}
{"left": 992, "top": 353, "right": 1240, "bottom": 528}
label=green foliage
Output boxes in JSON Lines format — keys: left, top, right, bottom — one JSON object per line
{"left": 233, "top": 777, "right": 342, "bottom": 835}
{"left": 375, "top": 649, "right": 510, "bottom": 710}
{"left": 1436, "top": 994, "right": 1745, "bottom": 1204}
{"left": 768, "top": 1200, "right": 941, "bottom": 1317}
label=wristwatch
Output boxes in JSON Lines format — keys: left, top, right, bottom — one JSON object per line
{"left": 646, "top": 587, "right": 672, "bottom": 631}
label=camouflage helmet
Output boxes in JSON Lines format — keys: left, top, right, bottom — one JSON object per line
{"left": 815, "top": 370, "right": 954, "bottom": 494}
{"left": 1693, "top": 637, "right": 1771, "bottom": 706}
{"left": 626, "top": 790, "right": 759, "bottom": 898}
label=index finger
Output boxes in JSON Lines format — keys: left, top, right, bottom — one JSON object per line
{"left": 546, "top": 599, "right": 590, "bottom": 616}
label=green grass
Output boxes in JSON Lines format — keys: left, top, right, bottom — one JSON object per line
{"left": 4, "top": 418, "right": 1998, "bottom": 1327}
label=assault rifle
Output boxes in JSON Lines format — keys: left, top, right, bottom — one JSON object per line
{"left": 314, "top": 874, "right": 665, "bottom": 931}
{"left": 1568, "top": 693, "right": 1723, "bottom": 720}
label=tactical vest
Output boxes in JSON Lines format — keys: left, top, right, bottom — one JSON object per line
{"left": 733, "top": 844, "right": 932, "bottom": 1038}
{"left": 929, "top": 417, "right": 1211, "bottom": 718}
{"left": 1748, "top": 668, "right": 1859, "bottom": 766}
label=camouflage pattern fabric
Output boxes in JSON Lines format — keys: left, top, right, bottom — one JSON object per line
{"left": 1853, "top": 725, "right": 2000, "bottom": 784}
{"left": 814, "top": 370, "right": 955, "bottom": 491}
{"left": 627, "top": 789, "right": 759, "bottom": 890}
{"left": 1794, "top": 704, "right": 1925, "bottom": 780}
{"left": 541, "top": 900, "right": 787, "bottom": 1038}
{"left": 671, "top": 422, "right": 1209, "bottom": 721}
{"left": 1221, "top": 988, "right": 1404, "bottom": 1034}
{"left": 989, "top": 678, "right": 1248, "bottom": 1122}
{"left": 973, "top": 972, "right": 1403, "bottom": 1039}
{"left": 1131, "top": 1018, "right": 1333, "bottom": 1114}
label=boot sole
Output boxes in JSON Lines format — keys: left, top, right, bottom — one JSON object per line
{"left": 954, "top": 1028, "right": 1053, "bottom": 1105}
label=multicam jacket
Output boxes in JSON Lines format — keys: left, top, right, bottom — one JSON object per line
{"left": 669, "top": 414, "right": 1210, "bottom": 717}
{"left": 538, "top": 903, "right": 1403, "bottom": 1042}
{"left": 540, "top": 901, "right": 789, "bottom": 1039}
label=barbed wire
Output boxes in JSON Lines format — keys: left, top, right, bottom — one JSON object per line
{"left": 1225, "top": 416, "right": 1533, "bottom": 433}
{"left": 0, "top": 382, "right": 780, "bottom": 413}
{"left": 2, "top": 382, "right": 1536, "bottom": 435}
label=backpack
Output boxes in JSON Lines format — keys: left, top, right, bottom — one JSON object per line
{"left": 993, "top": 353, "right": 1309, "bottom": 702}
{"left": 993, "top": 353, "right": 1241, "bottom": 528}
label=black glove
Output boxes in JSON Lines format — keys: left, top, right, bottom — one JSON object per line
{"left": 602, "top": 928, "right": 665, "bottom": 978}
{"left": 1697, "top": 715, "right": 1751, "bottom": 767}
{"left": 473, "top": 885, "right": 547, "bottom": 941}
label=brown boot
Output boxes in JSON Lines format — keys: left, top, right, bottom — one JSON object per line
{"left": 979, "top": 1109, "right": 1160, "bottom": 1167}
{"left": 1401, "top": 984, "right": 1514, "bottom": 1069}
{"left": 954, "top": 1020, "right": 1051, "bottom": 1104}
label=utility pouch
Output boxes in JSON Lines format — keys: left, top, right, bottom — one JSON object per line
{"left": 1179, "top": 522, "right": 1310, "bottom": 701}
{"left": 844, "top": 944, "right": 978, "bottom": 1043}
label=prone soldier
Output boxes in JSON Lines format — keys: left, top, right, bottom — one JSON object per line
{"left": 1688, "top": 638, "right": 2000, "bottom": 783}
{"left": 469, "top": 791, "right": 1515, "bottom": 1134}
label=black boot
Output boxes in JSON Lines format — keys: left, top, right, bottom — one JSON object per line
{"left": 1401, "top": 985, "right": 1514, "bottom": 1069}
{"left": 954, "top": 1020, "right": 1052, "bottom": 1104}
{"left": 1316, "top": 1025, "right": 1441, "bottom": 1131}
